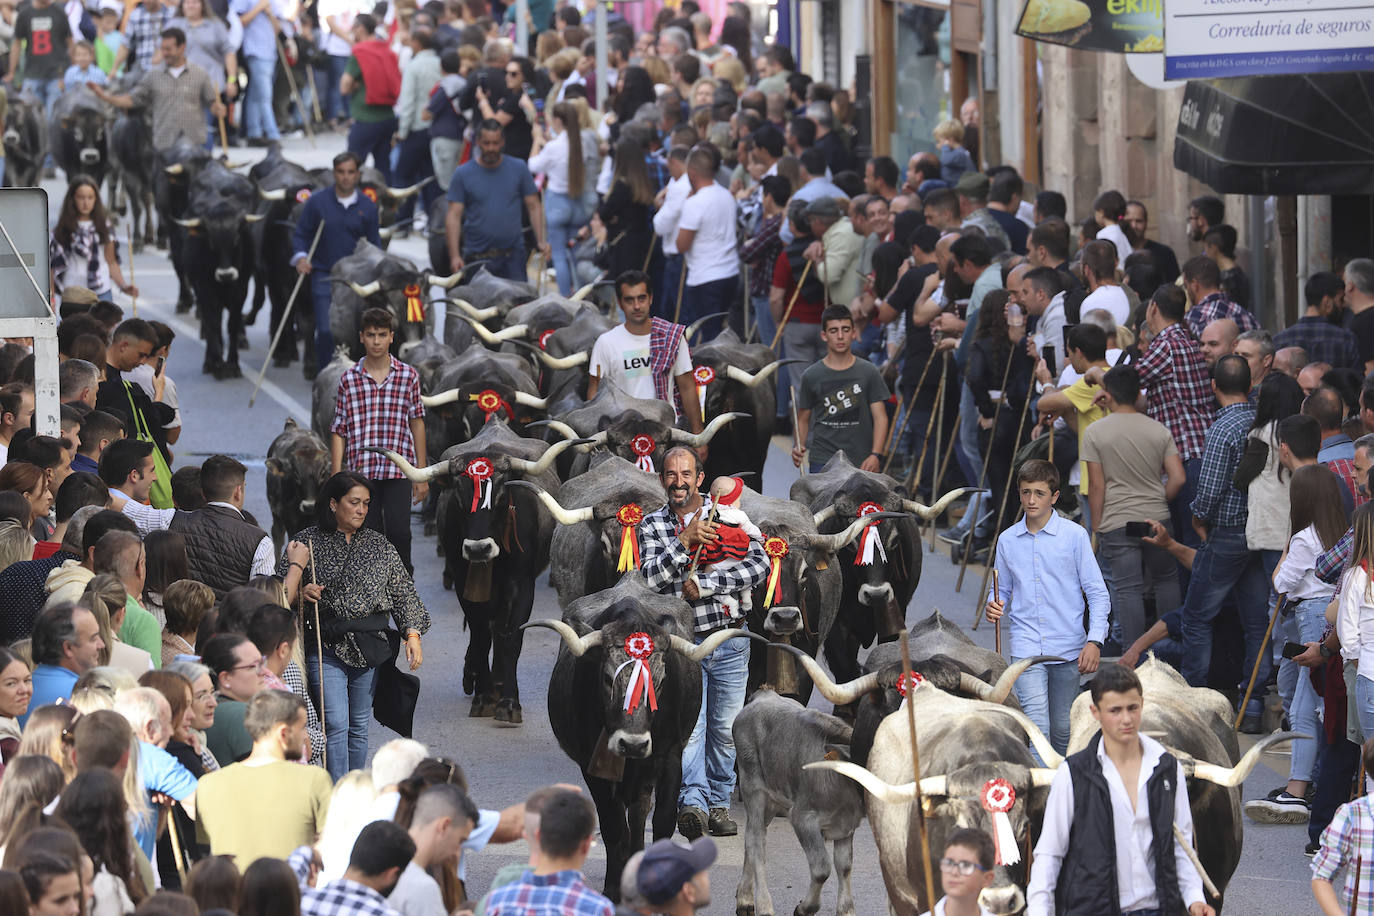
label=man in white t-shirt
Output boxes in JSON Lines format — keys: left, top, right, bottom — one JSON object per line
{"left": 1080, "top": 240, "right": 1131, "bottom": 329}
{"left": 587, "top": 270, "right": 705, "bottom": 436}
{"left": 675, "top": 146, "right": 739, "bottom": 340}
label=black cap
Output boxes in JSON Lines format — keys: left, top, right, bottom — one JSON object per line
{"left": 636, "top": 837, "right": 717, "bottom": 905}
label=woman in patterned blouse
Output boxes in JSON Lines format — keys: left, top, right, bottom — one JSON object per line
{"left": 280, "top": 471, "right": 430, "bottom": 779}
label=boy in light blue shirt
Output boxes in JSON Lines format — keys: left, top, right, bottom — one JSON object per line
{"left": 984, "top": 458, "right": 1110, "bottom": 757}
{"left": 64, "top": 41, "right": 108, "bottom": 87}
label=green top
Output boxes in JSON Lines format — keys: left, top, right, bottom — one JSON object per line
{"left": 119, "top": 597, "right": 162, "bottom": 668}
{"left": 345, "top": 56, "right": 396, "bottom": 123}
{"left": 196, "top": 759, "right": 333, "bottom": 866}
{"left": 204, "top": 697, "right": 252, "bottom": 766}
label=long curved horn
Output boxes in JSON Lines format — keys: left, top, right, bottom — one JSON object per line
{"left": 492, "top": 322, "right": 530, "bottom": 342}
{"left": 535, "top": 349, "right": 589, "bottom": 370}
{"left": 163, "top": 163, "right": 184, "bottom": 174}
{"left": 420, "top": 387, "right": 463, "bottom": 408}
{"left": 986, "top": 655, "right": 1065, "bottom": 705}
{"left": 512, "top": 391, "right": 548, "bottom": 410}
{"left": 426, "top": 271, "right": 464, "bottom": 289}
{"left": 902, "top": 487, "right": 974, "bottom": 521}
{"left": 812, "top": 506, "right": 835, "bottom": 526}
{"left": 1030, "top": 768, "right": 1058, "bottom": 788}
{"left": 784, "top": 647, "right": 881, "bottom": 705}
{"left": 348, "top": 279, "right": 381, "bottom": 297}
{"left": 1189, "top": 731, "right": 1305, "bottom": 787}
{"left": 669, "top": 629, "right": 764, "bottom": 662}
{"left": 244, "top": 213, "right": 266, "bottom": 222}
{"left": 804, "top": 761, "right": 916, "bottom": 803}
{"left": 447, "top": 298, "right": 500, "bottom": 321}
{"left": 571, "top": 281, "right": 595, "bottom": 301}
{"left": 388, "top": 177, "right": 432, "bottom": 199}
{"left": 723, "top": 359, "right": 798, "bottom": 387}
{"left": 505, "top": 480, "right": 595, "bottom": 526}
{"left": 525, "top": 419, "right": 584, "bottom": 441}
{"left": 455, "top": 314, "right": 505, "bottom": 347}
{"left": 685, "top": 311, "right": 729, "bottom": 341}
{"left": 993, "top": 707, "right": 1064, "bottom": 769}
{"left": 519, "top": 619, "right": 603, "bottom": 657}
{"left": 669, "top": 411, "right": 748, "bottom": 448}
{"left": 808, "top": 510, "right": 909, "bottom": 554}
{"left": 172, "top": 217, "right": 202, "bottom": 228}
{"left": 505, "top": 438, "right": 594, "bottom": 476}
{"left": 378, "top": 226, "right": 395, "bottom": 240}
{"left": 259, "top": 187, "right": 287, "bottom": 201}
{"left": 919, "top": 775, "right": 949, "bottom": 797}
{"left": 958, "top": 672, "right": 996, "bottom": 701}
{"left": 361, "top": 447, "right": 450, "bottom": 483}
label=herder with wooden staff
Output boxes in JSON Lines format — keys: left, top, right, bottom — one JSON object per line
{"left": 983, "top": 459, "right": 1108, "bottom": 759}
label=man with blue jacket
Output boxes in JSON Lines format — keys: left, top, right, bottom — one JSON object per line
{"left": 292, "top": 151, "right": 382, "bottom": 377}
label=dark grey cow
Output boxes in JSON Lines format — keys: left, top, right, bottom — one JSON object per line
{"left": 420, "top": 341, "right": 547, "bottom": 452}
{"left": 310, "top": 347, "right": 355, "bottom": 441}
{"left": 250, "top": 149, "right": 317, "bottom": 369}
{"left": 265, "top": 418, "right": 330, "bottom": 553}
{"left": 443, "top": 266, "right": 536, "bottom": 327}
{"left": 107, "top": 80, "right": 155, "bottom": 250}
{"left": 49, "top": 88, "right": 110, "bottom": 187}
{"left": 3, "top": 92, "right": 46, "bottom": 188}
{"left": 689, "top": 328, "right": 795, "bottom": 482}
{"left": 330, "top": 240, "right": 460, "bottom": 360}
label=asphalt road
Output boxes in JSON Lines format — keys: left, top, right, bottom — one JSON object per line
{"left": 40, "top": 135, "right": 1324, "bottom": 915}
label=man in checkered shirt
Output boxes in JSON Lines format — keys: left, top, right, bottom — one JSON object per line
{"left": 301, "top": 820, "right": 414, "bottom": 916}
{"left": 640, "top": 446, "right": 769, "bottom": 842}
{"left": 330, "top": 308, "right": 426, "bottom": 574}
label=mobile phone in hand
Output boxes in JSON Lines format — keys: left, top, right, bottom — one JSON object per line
{"left": 1042, "top": 345, "right": 1056, "bottom": 372}
{"left": 1281, "top": 641, "right": 1308, "bottom": 660}
{"left": 155, "top": 357, "right": 165, "bottom": 377}
{"left": 1124, "top": 521, "right": 1152, "bottom": 538}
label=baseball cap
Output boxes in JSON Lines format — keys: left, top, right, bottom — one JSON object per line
{"left": 955, "top": 171, "right": 990, "bottom": 200}
{"left": 636, "top": 837, "right": 717, "bottom": 905}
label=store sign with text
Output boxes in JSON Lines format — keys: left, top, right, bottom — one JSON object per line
{"left": 1164, "top": 0, "right": 1374, "bottom": 78}
{"left": 1015, "top": 0, "right": 1163, "bottom": 52}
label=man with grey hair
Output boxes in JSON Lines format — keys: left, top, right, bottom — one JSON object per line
{"left": 24, "top": 601, "right": 105, "bottom": 724}
{"left": 1234, "top": 329, "right": 1274, "bottom": 392}
{"left": 802, "top": 197, "right": 863, "bottom": 310}
{"left": 657, "top": 25, "right": 691, "bottom": 59}
{"left": 60, "top": 358, "right": 101, "bottom": 408}
{"left": 1344, "top": 258, "right": 1374, "bottom": 374}
{"left": 1274, "top": 346, "right": 1308, "bottom": 379}
{"left": 806, "top": 99, "right": 851, "bottom": 174}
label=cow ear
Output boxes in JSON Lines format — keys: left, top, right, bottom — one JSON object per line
{"left": 597, "top": 414, "right": 614, "bottom": 431}
{"left": 265, "top": 457, "right": 289, "bottom": 476}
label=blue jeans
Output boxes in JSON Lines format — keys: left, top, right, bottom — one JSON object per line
{"left": 1098, "top": 524, "right": 1179, "bottom": 649}
{"left": 680, "top": 275, "right": 737, "bottom": 340}
{"left": 310, "top": 273, "right": 335, "bottom": 364}
{"left": 751, "top": 293, "right": 776, "bottom": 353}
{"left": 307, "top": 649, "right": 377, "bottom": 780}
{"left": 1012, "top": 657, "right": 1080, "bottom": 758}
{"left": 679, "top": 633, "right": 750, "bottom": 811}
{"left": 348, "top": 117, "right": 398, "bottom": 183}
{"left": 956, "top": 382, "right": 982, "bottom": 499}
{"left": 1288, "top": 596, "right": 1330, "bottom": 783}
{"left": 465, "top": 246, "right": 526, "bottom": 283}
{"left": 1356, "top": 674, "right": 1374, "bottom": 745}
{"left": 656, "top": 253, "right": 684, "bottom": 320}
{"left": 320, "top": 55, "right": 349, "bottom": 121}
{"left": 393, "top": 129, "right": 439, "bottom": 224}
{"left": 545, "top": 189, "right": 596, "bottom": 296}
{"left": 243, "top": 55, "right": 281, "bottom": 140}
{"left": 1179, "top": 524, "right": 1270, "bottom": 691}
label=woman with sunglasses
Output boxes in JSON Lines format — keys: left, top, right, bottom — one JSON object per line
{"left": 474, "top": 55, "right": 535, "bottom": 161}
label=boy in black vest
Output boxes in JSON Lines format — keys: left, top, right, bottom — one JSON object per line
{"left": 1026, "top": 664, "right": 1214, "bottom": 916}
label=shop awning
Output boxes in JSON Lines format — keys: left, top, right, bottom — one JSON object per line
{"left": 1172, "top": 72, "right": 1374, "bottom": 195}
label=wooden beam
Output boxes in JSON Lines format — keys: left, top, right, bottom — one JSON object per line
{"left": 1021, "top": 39, "right": 1041, "bottom": 186}
{"left": 871, "top": 0, "right": 895, "bottom": 156}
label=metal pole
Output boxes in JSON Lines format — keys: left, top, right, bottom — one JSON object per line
{"left": 515, "top": 0, "right": 529, "bottom": 56}
{"left": 594, "top": 1, "right": 608, "bottom": 113}
{"left": 1248, "top": 195, "right": 1271, "bottom": 329}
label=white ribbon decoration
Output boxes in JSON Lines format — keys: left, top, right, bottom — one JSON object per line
{"left": 614, "top": 658, "right": 653, "bottom": 712}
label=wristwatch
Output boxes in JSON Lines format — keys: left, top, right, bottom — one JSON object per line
{"left": 1088, "top": 640, "right": 1103, "bottom": 650}
{"left": 1320, "top": 643, "right": 1336, "bottom": 659}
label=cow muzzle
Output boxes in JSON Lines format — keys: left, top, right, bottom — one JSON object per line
{"left": 215, "top": 267, "right": 239, "bottom": 283}
{"left": 79, "top": 148, "right": 101, "bottom": 165}
{"left": 462, "top": 537, "right": 500, "bottom": 563}
{"left": 979, "top": 883, "right": 1025, "bottom": 916}
{"left": 858, "top": 583, "right": 894, "bottom": 607}
{"left": 607, "top": 729, "right": 652, "bottom": 758}
{"left": 764, "top": 606, "right": 802, "bottom": 636}
{"left": 298, "top": 500, "right": 315, "bottom": 516}
{"left": 2, "top": 130, "right": 18, "bottom": 146}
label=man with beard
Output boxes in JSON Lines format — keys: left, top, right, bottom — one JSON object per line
{"left": 1274, "top": 272, "right": 1361, "bottom": 373}
{"left": 444, "top": 119, "right": 548, "bottom": 282}
{"left": 641, "top": 447, "right": 770, "bottom": 841}
{"left": 303, "top": 821, "right": 416, "bottom": 916}
{"left": 196, "top": 690, "right": 334, "bottom": 865}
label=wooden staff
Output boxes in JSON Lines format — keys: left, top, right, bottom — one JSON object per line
{"left": 304, "top": 64, "right": 324, "bottom": 124}
{"left": 166, "top": 805, "right": 189, "bottom": 883}
{"left": 954, "top": 347, "right": 1018, "bottom": 592}
{"left": 307, "top": 537, "right": 327, "bottom": 771}
{"left": 1234, "top": 594, "right": 1284, "bottom": 732}
{"left": 251, "top": 221, "right": 323, "bottom": 407}
{"left": 126, "top": 223, "right": 138, "bottom": 317}
{"left": 640, "top": 232, "right": 657, "bottom": 273}
{"left": 900, "top": 633, "right": 938, "bottom": 912}
{"left": 686, "top": 500, "right": 720, "bottom": 580}
{"left": 882, "top": 350, "right": 937, "bottom": 475}
{"left": 1172, "top": 825, "right": 1220, "bottom": 900}
{"left": 770, "top": 260, "right": 813, "bottom": 351}
{"left": 671, "top": 260, "right": 688, "bottom": 325}
{"left": 992, "top": 568, "right": 1002, "bottom": 656}
{"left": 1352, "top": 855, "right": 1363, "bottom": 916}
{"left": 906, "top": 356, "right": 946, "bottom": 493}
{"left": 277, "top": 37, "right": 316, "bottom": 147}
{"left": 1355, "top": 753, "right": 1367, "bottom": 803}
{"left": 790, "top": 392, "right": 804, "bottom": 476}
{"left": 217, "top": 113, "right": 229, "bottom": 153}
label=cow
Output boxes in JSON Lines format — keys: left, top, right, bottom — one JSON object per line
{"left": 689, "top": 328, "right": 796, "bottom": 482}
{"left": 329, "top": 240, "right": 461, "bottom": 360}
{"left": 793, "top": 453, "right": 968, "bottom": 697}
{"left": 155, "top": 138, "right": 215, "bottom": 313}
{"left": 48, "top": 88, "right": 110, "bottom": 187}
{"left": 733, "top": 688, "right": 863, "bottom": 916}
{"left": 357, "top": 167, "right": 429, "bottom": 242}
{"left": 173, "top": 160, "right": 264, "bottom": 378}
{"left": 507, "top": 453, "right": 667, "bottom": 605}
{"left": 522, "top": 572, "right": 761, "bottom": 898}
{"left": 396, "top": 334, "right": 459, "bottom": 536}
{"left": 265, "top": 418, "right": 330, "bottom": 553}
{"left": 525, "top": 307, "right": 615, "bottom": 405}
{"left": 107, "top": 92, "right": 155, "bottom": 251}
{"left": 3, "top": 92, "right": 47, "bottom": 188}
{"left": 419, "top": 342, "right": 548, "bottom": 451}
{"left": 367, "top": 421, "right": 587, "bottom": 723}
{"left": 310, "top": 346, "right": 355, "bottom": 441}
{"left": 250, "top": 149, "right": 318, "bottom": 369}
{"left": 443, "top": 265, "right": 536, "bottom": 327}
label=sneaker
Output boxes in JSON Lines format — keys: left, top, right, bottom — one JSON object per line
{"left": 1244, "top": 790, "right": 1310, "bottom": 824}
{"left": 1305, "top": 841, "right": 1320, "bottom": 857}
{"left": 677, "top": 806, "right": 707, "bottom": 840}
{"left": 938, "top": 528, "right": 968, "bottom": 546}
{"left": 707, "top": 807, "right": 738, "bottom": 837}
{"left": 1239, "top": 713, "right": 1264, "bottom": 735}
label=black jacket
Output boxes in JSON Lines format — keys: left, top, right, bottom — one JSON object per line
{"left": 170, "top": 504, "right": 267, "bottom": 599}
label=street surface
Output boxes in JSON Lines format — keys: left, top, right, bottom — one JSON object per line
{"left": 49, "top": 136, "right": 1319, "bottom": 914}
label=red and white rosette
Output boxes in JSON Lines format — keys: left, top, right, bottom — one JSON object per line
{"left": 895, "top": 670, "right": 924, "bottom": 697}
{"left": 615, "top": 632, "right": 658, "bottom": 714}
{"left": 980, "top": 778, "right": 1021, "bottom": 866}
{"left": 762, "top": 536, "right": 789, "bottom": 607}
{"left": 616, "top": 503, "right": 644, "bottom": 571}
{"left": 294, "top": 188, "right": 311, "bottom": 204}
{"left": 854, "top": 502, "right": 887, "bottom": 566}
{"left": 362, "top": 187, "right": 379, "bottom": 204}
{"left": 465, "top": 458, "right": 494, "bottom": 513}
{"left": 630, "top": 434, "right": 656, "bottom": 473}
{"left": 693, "top": 365, "right": 715, "bottom": 417}
{"left": 538, "top": 328, "right": 557, "bottom": 350}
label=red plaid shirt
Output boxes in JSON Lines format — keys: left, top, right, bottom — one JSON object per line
{"left": 1135, "top": 322, "right": 1215, "bottom": 461}
{"left": 330, "top": 356, "right": 424, "bottom": 480}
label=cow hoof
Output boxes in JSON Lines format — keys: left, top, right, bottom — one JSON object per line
{"left": 462, "top": 666, "right": 476, "bottom": 695}
{"left": 442, "top": 569, "right": 453, "bottom": 590}
{"left": 493, "top": 701, "right": 523, "bottom": 725}
{"left": 273, "top": 354, "right": 293, "bottom": 368}
{"left": 302, "top": 362, "right": 318, "bottom": 381}
{"left": 216, "top": 363, "right": 243, "bottom": 380}
{"left": 469, "top": 696, "right": 496, "bottom": 717}
{"left": 176, "top": 300, "right": 193, "bottom": 314}
{"left": 237, "top": 332, "right": 250, "bottom": 350}
{"left": 736, "top": 906, "right": 755, "bottom": 916}
{"left": 201, "top": 361, "right": 223, "bottom": 376}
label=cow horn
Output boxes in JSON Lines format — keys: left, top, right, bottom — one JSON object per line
{"left": 420, "top": 388, "right": 463, "bottom": 408}
{"left": 1030, "top": 768, "right": 1058, "bottom": 788}
{"left": 669, "top": 411, "right": 748, "bottom": 448}
{"left": 571, "top": 281, "right": 596, "bottom": 301}
{"left": 243, "top": 213, "right": 266, "bottom": 222}
{"left": 512, "top": 391, "right": 548, "bottom": 410}
{"left": 535, "top": 349, "right": 589, "bottom": 370}
{"left": 378, "top": 226, "right": 395, "bottom": 240}
{"left": 784, "top": 647, "right": 881, "bottom": 705}
{"left": 492, "top": 323, "right": 530, "bottom": 342}
{"left": 163, "top": 163, "right": 185, "bottom": 174}
{"left": 525, "top": 419, "right": 584, "bottom": 441}
{"left": 994, "top": 707, "right": 1064, "bottom": 769}
{"left": 808, "top": 511, "right": 908, "bottom": 554}
{"left": 901, "top": 488, "right": 974, "bottom": 521}
{"left": 1188, "top": 731, "right": 1304, "bottom": 787}
{"left": 685, "top": 311, "right": 729, "bottom": 341}
{"left": 426, "top": 271, "right": 464, "bottom": 289}
{"left": 455, "top": 314, "right": 504, "bottom": 346}
{"left": 258, "top": 187, "right": 287, "bottom": 201}
{"left": 172, "top": 217, "right": 202, "bottom": 228}
{"left": 919, "top": 775, "right": 949, "bottom": 797}
{"left": 362, "top": 447, "right": 450, "bottom": 483}
{"left": 985, "top": 655, "right": 1064, "bottom": 705}
{"left": 812, "top": 506, "right": 834, "bottom": 526}
{"left": 388, "top": 177, "right": 432, "bottom": 199}
{"left": 504, "top": 480, "right": 595, "bottom": 525}
{"left": 804, "top": 761, "right": 916, "bottom": 803}
{"left": 447, "top": 298, "right": 500, "bottom": 320}
{"left": 505, "top": 438, "right": 594, "bottom": 476}
{"left": 348, "top": 279, "right": 381, "bottom": 297}
{"left": 520, "top": 619, "right": 603, "bottom": 657}
{"left": 723, "top": 359, "right": 798, "bottom": 387}
{"left": 668, "top": 629, "right": 764, "bottom": 662}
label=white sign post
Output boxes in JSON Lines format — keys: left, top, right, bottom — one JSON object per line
{"left": 0, "top": 188, "right": 60, "bottom": 438}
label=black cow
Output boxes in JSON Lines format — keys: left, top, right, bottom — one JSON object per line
{"left": 107, "top": 94, "right": 156, "bottom": 250}
{"left": 523, "top": 573, "right": 760, "bottom": 898}
{"left": 689, "top": 328, "right": 795, "bottom": 482}
{"left": 310, "top": 347, "right": 355, "bottom": 442}
{"left": 49, "top": 88, "right": 110, "bottom": 187}
{"left": 155, "top": 138, "right": 215, "bottom": 313}
{"left": 265, "top": 418, "right": 330, "bottom": 553}
{"left": 175, "top": 160, "right": 263, "bottom": 378}
{"left": 329, "top": 240, "right": 460, "bottom": 359}
{"left": 419, "top": 342, "right": 547, "bottom": 451}
{"left": 249, "top": 148, "right": 318, "bottom": 369}
{"left": 3, "top": 92, "right": 47, "bottom": 188}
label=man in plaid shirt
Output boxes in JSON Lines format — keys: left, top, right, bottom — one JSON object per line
{"left": 1313, "top": 738, "right": 1374, "bottom": 915}
{"left": 640, "top": 446, "right": 769, "bottom": 841}
{"left": 301, "top": 821, "right": 414, "bottom": 916}
{"left": 485, "top": 790, "right": 613, "bottom": 916}
{"left": 1274, "top": 271, "right": 1362, "bottom": 372}
{"left": 1183, "top": 255, "right": 1259, "bottom": 338}
{"left": 330, "top": 308, "right": 426, "bottom": 574}
{"left": 117, "top": 0, "right": 174, "bottom": 72}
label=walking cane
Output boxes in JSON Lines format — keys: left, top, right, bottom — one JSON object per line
{"left": 790, "top": 393, "right": 805, "bottom": 475}
{"left": 882, "top": 352, "right": 935, "bottom": 476}
{"left": 1352, "top": 855, "right": 1363, "bottom": 916}
{"left": 126, "top": 223, "right": 138, "bottom": 318}
{"left": 277, "top": 38, "right": 316, "bottom": 148}
{"left": 953, "top": 345, "right": 1018, "bottom": 591}
{"left": 217, "top": 112, "right": 230, "bottom": 153}
{"left": 1173, "top": 825, "right": 1220, "bottom": 900}
{"left": 770, "top": 261, "right": 813, "bottom": 350}
{"left": 641, "top": 232, "right": 657, "bottom": 273}
{"left": 1234, "top": 593, "right": 1285, "bottom": 732}
{"left": 900, "top": 634, "right": 938, "bottom": 912}
{"left": 166, "top": 805, "right": 189, "bottom": 884}
{"left": 250, "top": 221, "right": 323, "bottom": 407}
{"left": 903, "top": 355, "right": 944, "bottom": 486}
{"left": 304, "top": 64, "right": 324, "bottom": 125}
{"left": 992, "top": 569, "right": 1002, "bottom": 656}
{"left": 307, "top": 537, "right": 327, "bottom": 772}
{"left": 971, "top": 364, "right": 1036, "bottom": 629}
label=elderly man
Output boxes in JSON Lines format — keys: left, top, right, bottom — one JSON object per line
{"left": 803, "top": 197, "right": 863, "bottom": 311}
{"left": 1199, "top": 318, "right": 1239, "bottom": 369}
{"left": 1234, "top": 329, "right": 1274, "bottom": 392}
{"left": 1274, "top": 346, "right": 1308, "bottom": 379}
{"left": 24, "top": 602, "right": 105, "bottom": 724}
{"left": 954, "top": 172, "right": 1010, "bottom": 250}
{"left": 1298, "top": 361, "right": 1332, "bottom": 398}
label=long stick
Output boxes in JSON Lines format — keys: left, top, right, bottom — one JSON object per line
{"left": 972, "top": 369, "right": 1036, "bottom": 629}
{"left": 992, "top": 569, "right": 1002, "bottom": 656}
{"left": 304, "top": 63, "right": 323, "bottom": 124}
{"left": 954, "top": 348, "right": 1017, "bottom": 591}
{"left": 671, "top": 259, "right": 688, "bottom": 325}
{"left": 308, "top": 538, "right": 326, "bottom": 772}
{"left": 882, "top": 351, "right": 934, "bottom": 475}
{"left": 1172, "top": 824, "right": 1220, "bottom": 900}
{"left": 166, "top": 805, "right": 189, "bottom": 884}
{"left": 251, "top": 221, "right": 323, "bottom": 407}
{"left": 900, "top": 634, "right": 938, "bottom": 912}
{"left": 790, "top": 391, "right": 804, "bottom": 476}
{"left": 126, "top": 222, "right": 138, "bottom": 317}
{"left": 686, "top": 501, "right": 720, "bottom": 579}
{"left": 1234, "top": 594, "right": 1284, "bottom": 731}
{"left": 908, "top": 356, "right": 946, "bottom": 497}
{"left": 217, "top": 113, "right": 229, "bottom": 153}
{"left": 769, "top": 260, "right": 813, "bottom": 351}
{"left": 1352, "top": 855, "right": 1363, "bottom": 916}
{"left": 277, "top": 38, "right": 316, "bottom": 148}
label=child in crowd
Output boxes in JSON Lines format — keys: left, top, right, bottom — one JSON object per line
{"left": 920, "top": 828, "right": 998, "bottom": 916}
{"left": 687, "top": 476, "right": 762, "bottom": 619}
{"left": 63, "top": 40, "right": 106, "bottom": 88}
{"left": 49, "top": 176, "right": 137, "bottom": 303}
{"left": 94, "top": 6, "right": 124, "bottom": 75}
{"left": 933, "top": 119, "right": 975, "bottom": 186}
{"left": 425, "top": 45, "right": 477, "bottom": 191}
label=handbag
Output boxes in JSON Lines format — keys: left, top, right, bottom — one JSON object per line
{"left": 373, "top": 629, "right": 420, "bottom": 737}
{"left": 125, "top": 382, "right": 174, "bottom": 509}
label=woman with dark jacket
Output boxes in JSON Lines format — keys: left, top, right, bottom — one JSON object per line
{"left": 967, "top": 289, "right": 1033, "bottom": 538}
{"left": 593, "top": 138, "right": 655, "bottom": 282}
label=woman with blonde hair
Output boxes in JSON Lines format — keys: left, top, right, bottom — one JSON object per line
{"left": 533, "top": 29, "right": 562, "bottom": 64}
{"left": 315, "top": 771, "right": 379, "bottom": 883}
{"left": 641, "top": 55, "right": 670, "bottom": 88}
{"left": 0, "top": 518, "right": 34, "bottom": 572}
{"left": 712, "top": 56, "right": 747, "bottom": 95}
{"left": 16, "top": 702, "right": 78, "bottom": 782}
{"left": 0, "top": 756, "right": 65, "bottom": 857}
{"left": 689, "top": 77, "right": 717, "bottom": 111}
{"left": 81, "top": 575, "right": 153, "bottom": 675}
{"left": 530, "top": 101, "right": 599, "bottom": 297}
